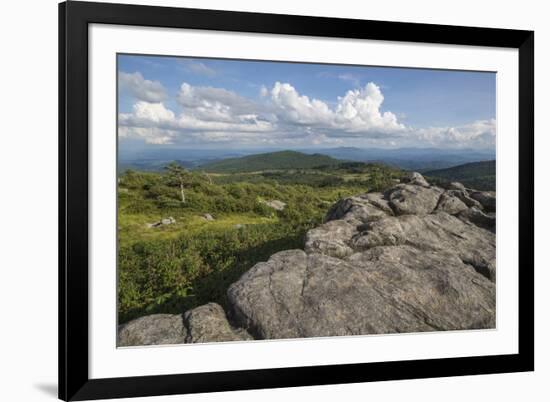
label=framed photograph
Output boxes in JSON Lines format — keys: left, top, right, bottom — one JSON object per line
{"left": 59, "top": 1, "right": 534, "bottom": 400}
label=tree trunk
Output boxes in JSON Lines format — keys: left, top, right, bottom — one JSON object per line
{"left": 180, "top": 183, "right": 186, "bottom": 203}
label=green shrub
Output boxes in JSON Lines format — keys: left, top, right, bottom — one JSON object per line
{"left": 118, "top": 221, "right": 313, "bottom": 323}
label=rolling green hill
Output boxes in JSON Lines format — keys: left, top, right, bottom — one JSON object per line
{"left": 198, "top": 150, "right": 341, "bottom": 173}
{"left": 424, "top": 160, "right": 496, "bottom": 191}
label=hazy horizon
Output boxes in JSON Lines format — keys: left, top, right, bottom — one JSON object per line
{"left": 119, "top": 142, "right": 495, "bottom": 156}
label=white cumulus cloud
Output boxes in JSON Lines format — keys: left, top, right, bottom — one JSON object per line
{"left": 177, "top": 83, "right": 264, "bottom": 118}
{"left": 414, "top": 119, "right": 496, "bottom": 148}
{"left": 119, "top": 83, "right": 275, "bottom": 144}
{"left": 270, "top": 82, "right": 334, "bottom": 126}
{"left": 269, "top": 81, "right": 405, "bottom": 136}
{"left": 333, "top": 83, "right": 405, "bottom": 134}
{"left": 118, "top": 79, "right": 494, "bottom": 149}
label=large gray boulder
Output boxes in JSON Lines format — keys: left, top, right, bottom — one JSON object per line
{"left": 435, "top": 192, "right": 469, "bottom": 215}
{"left": 402, "top": 171, "right": 430, "bottom": 187}
{"left": 457, "top": 207, "right": 496, "bottom": 233}
{"left": 118, "top": 304, "right": 254, "bottom": 346}
{"left": 227, "top": 247, "right": 495, "bottom": 339}
{"left": 386, "top": 184, "right": 443, "bottom": 216}
{"left": 447, "top": 189, "right": 483, "bottom": 210}
{"left": 352, "top": 212, "right": 496, "bottom": 281}
{"left": 305, "top": 220, "right": 358, "bottom": 258}
{"left": 469, "top": 191, "right": 496, "bottom": 212}
{"left": 227, "top": 172, "right": 496, "bottom": 340}
{"left": 118, "top": 314, "right": 187, "bottom": 346}
{"left": 448, "top": 182, "right": 466, "bottom": 191}
{"left": 184, "top": 303, "right": 253, "bottom": 343}
{"left": 325, "top": 193, "right": 393, "bottom": 224}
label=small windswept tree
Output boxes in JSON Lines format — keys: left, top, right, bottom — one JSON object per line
{"left": 202, "top": 171, "right": 213, "bottom": 185}
{"left": 164, "top": 162, "right": 192, "bottom": 203}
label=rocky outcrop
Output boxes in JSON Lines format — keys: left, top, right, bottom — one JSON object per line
{"left": 228, "top": 247, "right": 494, "bottom": 339}
{"left": 119, "top": 172, "right": 496, "bottom": 345}
{"left": 457, "top": 207, "right": 495, "bottom": 234}
{"left": 351, "top": 213, "right": 495, "bottom": 280}
{"left": 325, "top": 193, "right": 393, "bottom": 224}
{"left": 469, "top": 191, "right": 496, "bottom": 212}
{"left": 184, "top": 303, "right": 253, "bottom": 343}
{"left": 305, "top": 220, "right": 358, "bottom": 258}
{"left": 118, "top": 314, "right": 187, "bottom": 346}
{"left": 386, "top": 183, "right": 443, "bottom": 216}
{"left": 402, "top": 171, "right": 431, "bottom": 187}
{"left": 435, "top": 192, "right": 469, "bottom": 215}
{"left": 118, "top": 303, "right": 251, "bottom": 347}
{"left": 228, "top": 172, "right": 496, "bottom": 340}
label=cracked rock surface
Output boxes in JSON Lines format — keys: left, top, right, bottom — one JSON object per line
{"left": 118, "top": 172, "right": 496, "bottom": 345}
{"left": 118, "top": 314, "right": 187, "bottom": 346}
{"left": 117, "top": 303, "right": 251, "bottom": 347}
{"left": 184, "top": 303, "right": 253, "bottom": 343}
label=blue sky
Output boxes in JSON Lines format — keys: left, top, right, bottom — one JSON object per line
{"left": 118, "top": 54, "right": 496, "bottom": 150}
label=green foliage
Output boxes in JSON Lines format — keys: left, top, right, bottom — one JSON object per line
{"left": 164, "top": 162, "right": 192, "bottom": 185}
{"left": 118, "top": 222, "right": 311, "bottom": 323}
{"left": 199, "top": 150, "right": 341, "bottom": 173}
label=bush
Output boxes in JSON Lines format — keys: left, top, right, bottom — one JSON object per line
{"left": 118, "top": 221, "right": 312, "bottom": 323}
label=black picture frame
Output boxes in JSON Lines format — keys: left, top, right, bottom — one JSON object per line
{"left": 59, "top": 1, "right": 534, "bottom": 400}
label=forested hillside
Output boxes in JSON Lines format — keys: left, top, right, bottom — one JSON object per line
{"left": 425, "top": 160, "right": 496, "bottom": 190}
{"left": 199, "top": 150, "right": 341, "bottom": 173}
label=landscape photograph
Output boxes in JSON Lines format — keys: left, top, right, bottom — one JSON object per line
{"left": 116, "top": 54, "right": 497, "bottom": 346}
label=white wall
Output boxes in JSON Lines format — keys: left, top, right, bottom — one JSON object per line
{"left": 0, "top": 0, "right": 546, "bottom": 401}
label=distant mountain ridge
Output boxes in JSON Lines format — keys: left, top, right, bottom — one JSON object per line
{"left": 118, "top": 146, "right": 496, "bottom": 173}
{"left": 198, "top": 150, "right": 341, "bottom": 173}
{"left": 300, "top": 147, "right": 496, "bottom": 172}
